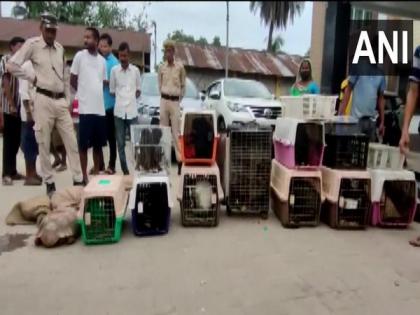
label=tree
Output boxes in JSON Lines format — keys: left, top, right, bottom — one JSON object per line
{"left": 270, "top": 35, "right": 284, "bottom": 54}
{"left": 250, "top": 1, "right": 304, "bottom": 52}
{"left": 167, "top": 30, "right": 221, "bottom": 47}
{"left": 212, "top": 36, "right": 221, "bottom": 47}
{"left": 12, "top": 1, "right": 150, "bottom": 31}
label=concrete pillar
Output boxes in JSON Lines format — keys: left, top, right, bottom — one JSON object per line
{"left": 320, "top": 1, "right": 352, "bottom": 95}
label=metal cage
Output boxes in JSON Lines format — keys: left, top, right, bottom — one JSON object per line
{"left": 180, "top": 174, "right": 219, "bottom": 227}
{"left": 224, "top": 124, "right": 272, "bottom": 218}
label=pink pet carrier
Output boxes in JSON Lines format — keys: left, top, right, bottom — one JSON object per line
{"left": 273, "top": 117, "right": 324, "bottom": 169}
{"left": 370, "top": 169, "right": 417, "bottom": 228}
{"left": 270, "top": 159, "right": 324, "bottom": 227}
{"left": 321, "top": 167, "right": 371, "bottom": 229}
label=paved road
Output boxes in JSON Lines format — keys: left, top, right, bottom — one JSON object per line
{"left": 1, "top": 137, "right": 420, "bottom": 315}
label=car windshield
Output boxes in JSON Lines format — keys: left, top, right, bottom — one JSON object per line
{"left": 223, "top": 79, "right": 272, "bottom": 99}
{"left": 141, "top": 74, "right": 198, "bottom": 99}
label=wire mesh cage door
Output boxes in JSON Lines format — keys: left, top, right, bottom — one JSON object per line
{"left": 131, "top": 125, "right": 171, "bottom": 174}
{"left": 380, "top": 180, "right": 416, "bottom": 224}
{"left": 227, "top": 128, "right": 272, "bottom": 217}
{"left": 83, "top": 197, "right": 116, "bottom": 243}
{"left": 288, "top": 177, "right": 321, "bottom": 226}
{"left": 181, "top": 174, "right": 219, "bottom": 227}
{"left": 336, "top": 178, "right": 370, "bottom": 228}
{"left": 132, "top": 182, "right": 170, "bottom": 236}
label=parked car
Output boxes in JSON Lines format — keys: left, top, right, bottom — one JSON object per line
{"left": 202, "top": 78, "right": 282, "bottom": 132}
{"left": 137, "top": 72, "right": 203, "bottom": 125}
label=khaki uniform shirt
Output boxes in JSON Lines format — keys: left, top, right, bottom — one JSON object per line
{"left": 158, "top": 60, "right": 186, "bottom": 98}
{"left": 6, "top": 36, "right": 70, "bottom": 100}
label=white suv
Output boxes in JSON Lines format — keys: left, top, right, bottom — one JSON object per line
{"left": 202, "top": 78, "right": 282, "bottom": 131}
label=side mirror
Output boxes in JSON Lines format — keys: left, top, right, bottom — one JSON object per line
{"left": 209, "top": 91, "right": 221, "bottom": 100}
{"left": 200, "top": 94, "right": 206, "bottom": 101}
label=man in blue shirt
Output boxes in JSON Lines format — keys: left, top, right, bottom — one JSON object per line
{"left": 98, "top": 33, "right": 119, "bottom": 174}
{"left": 339, "top": 62, "right": 386, "bottom": 142}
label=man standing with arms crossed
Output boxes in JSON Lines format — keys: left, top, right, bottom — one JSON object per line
{"left": 158, "top": 40, "right": 186, "bottom": 175}
{"left": 7, "top": 14, "right": 83, "bottom": 197}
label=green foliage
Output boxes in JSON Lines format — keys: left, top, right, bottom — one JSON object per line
{"left": 212, "top": 36, "right": 221, "bottom": 47}
{"left": 12, "top": 1, "right": 150, "bottom": 31}
{"left": 250, "top": 1, "right": 304, "bottom": 52}
{"left": 270, "top": 35, "right": 285, "bottom": 54}
{"left": 166, "top": 30, "right": 222, "bottom": 47}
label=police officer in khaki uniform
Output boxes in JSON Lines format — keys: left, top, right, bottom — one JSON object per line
{"left": 7, "top": 13, "right": 83, "bottom": 197}
{"left": 158, "top": 39, "right": 186, "bottom": 175}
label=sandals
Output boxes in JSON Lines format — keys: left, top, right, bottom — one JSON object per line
{"left": 56, "top": 164, "right": 68, "bottom": 172}
{"left": 105, "top": 167, "right": 116, "bottom": 175}
{"left": 409, "top": 236, "right": 420, "bottom": 247}
{"left": 2, "top": 176, "right": 13, "bottom": 186}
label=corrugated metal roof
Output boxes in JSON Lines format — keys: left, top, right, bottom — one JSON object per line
{"left": 0, "top": 17, "right": 151, "bottom": 53}
{"left": 174, "top": 42, "right": 301, "bottom": 78}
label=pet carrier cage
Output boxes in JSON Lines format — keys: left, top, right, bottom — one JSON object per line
{"left": 270, "top": 159, "right": 324, "bottom": 227}
{"left": 219, "top": 123, "right": 272, "bottom": 218}
{"left": 273, "top": 117, "right": 324, "bottom": 169}
{"left": 369, "top": 169, "right": 417, "bottom": 227}
{"left": 178, "top": 163, "right": 224, "bottom": 227}
{"left": 128, "top": 173, "right": 172, "bottom": 236}
{"left": 367, "top": 143, "right": 405, "bottom": 170}
{"left": 179, "top": 110, "right": 219, "bottom": 165}
{"left": 130, "top": 125, "right": 172, "bottom": 174}
{"left": 78, "top": 175, "right": 128, "bottom": 245}
{"left": 321, "top": 167, "right": 371, "bottom": 229}
{"left": 323, "top": 128, "right": 369, "bottom": 169}
{"left": 323, "top": 116, "right": 360, "bottom": 135}
{"left": 279, "top": 95, "right": 337, "bottom": 120}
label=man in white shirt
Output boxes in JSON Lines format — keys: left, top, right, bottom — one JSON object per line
{"left": 109, "top": 42, "right": 141, "bottom": 175}
{"left": 70, "top": 27, "right": 107, "bottom": 184}
{"left": 19, "top": 60, "right": 42, "bottom": 185}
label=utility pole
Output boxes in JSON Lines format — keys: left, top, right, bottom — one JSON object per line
{"left": 152, "top": 21, "right": 157, "bottom": 71}
{"left": 225, "top": 1, "right": 229, "bottom": 78}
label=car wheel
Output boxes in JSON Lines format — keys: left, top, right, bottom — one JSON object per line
{"left": 218, "top": 116, "right": 226, "bottom": 133}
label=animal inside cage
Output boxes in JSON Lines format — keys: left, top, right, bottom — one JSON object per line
{"left": 323, "top": 133, "right": 369, "bottom": 170}
{"left": 370, "top": 169, "right": 417, "bottom": 227}
{"left": 223, "top": 124, "right": 272, "bottom": 218}
{"left": 273, "top": 117, "right": 324, "bottom": 168}
{"left": 270, "top": 159, "right": 323, "bottom": 227}
{"left": 128, "top": 175, "right": 172, "bottom": 236}
{"left": 78, "top": 175, "right": 128, "bottom": 245}
{"left": 321, "top": 167, "right": 371, "bottom": 229}
{"left": 179, "top": 110, "right": 219, "bottom": 165}
{"left": 367, "top": 143, "right": 405, "bottom": 170}
{"left": 178, "top": 164, "right": 224, "bottom": 227}
{"left": 279, "top": 95, "right": 337, "bottom": 120}
{"left": 131, "top": 125, "right": 171, "bottom": 174}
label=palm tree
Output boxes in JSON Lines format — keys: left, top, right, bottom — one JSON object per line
{"left": 270, "top": 35, "right": 285, "bottom": 54}
{"left": 250, "top": 1, "right": 304, "bottom": 52}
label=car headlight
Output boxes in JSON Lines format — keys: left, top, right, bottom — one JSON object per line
{"left": 227, "top": 101, "right": 247, "bottom": 112}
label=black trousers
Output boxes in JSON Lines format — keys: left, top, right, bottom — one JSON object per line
{"left": 105, "top": 109, "right": 117, "bottom": 169}
{"left": 2, "top": 113, "right": 21, "bottom": 177}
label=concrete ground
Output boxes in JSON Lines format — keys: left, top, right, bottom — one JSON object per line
{"left": 1, "top": 137, "right": 420, "bottom": 315}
